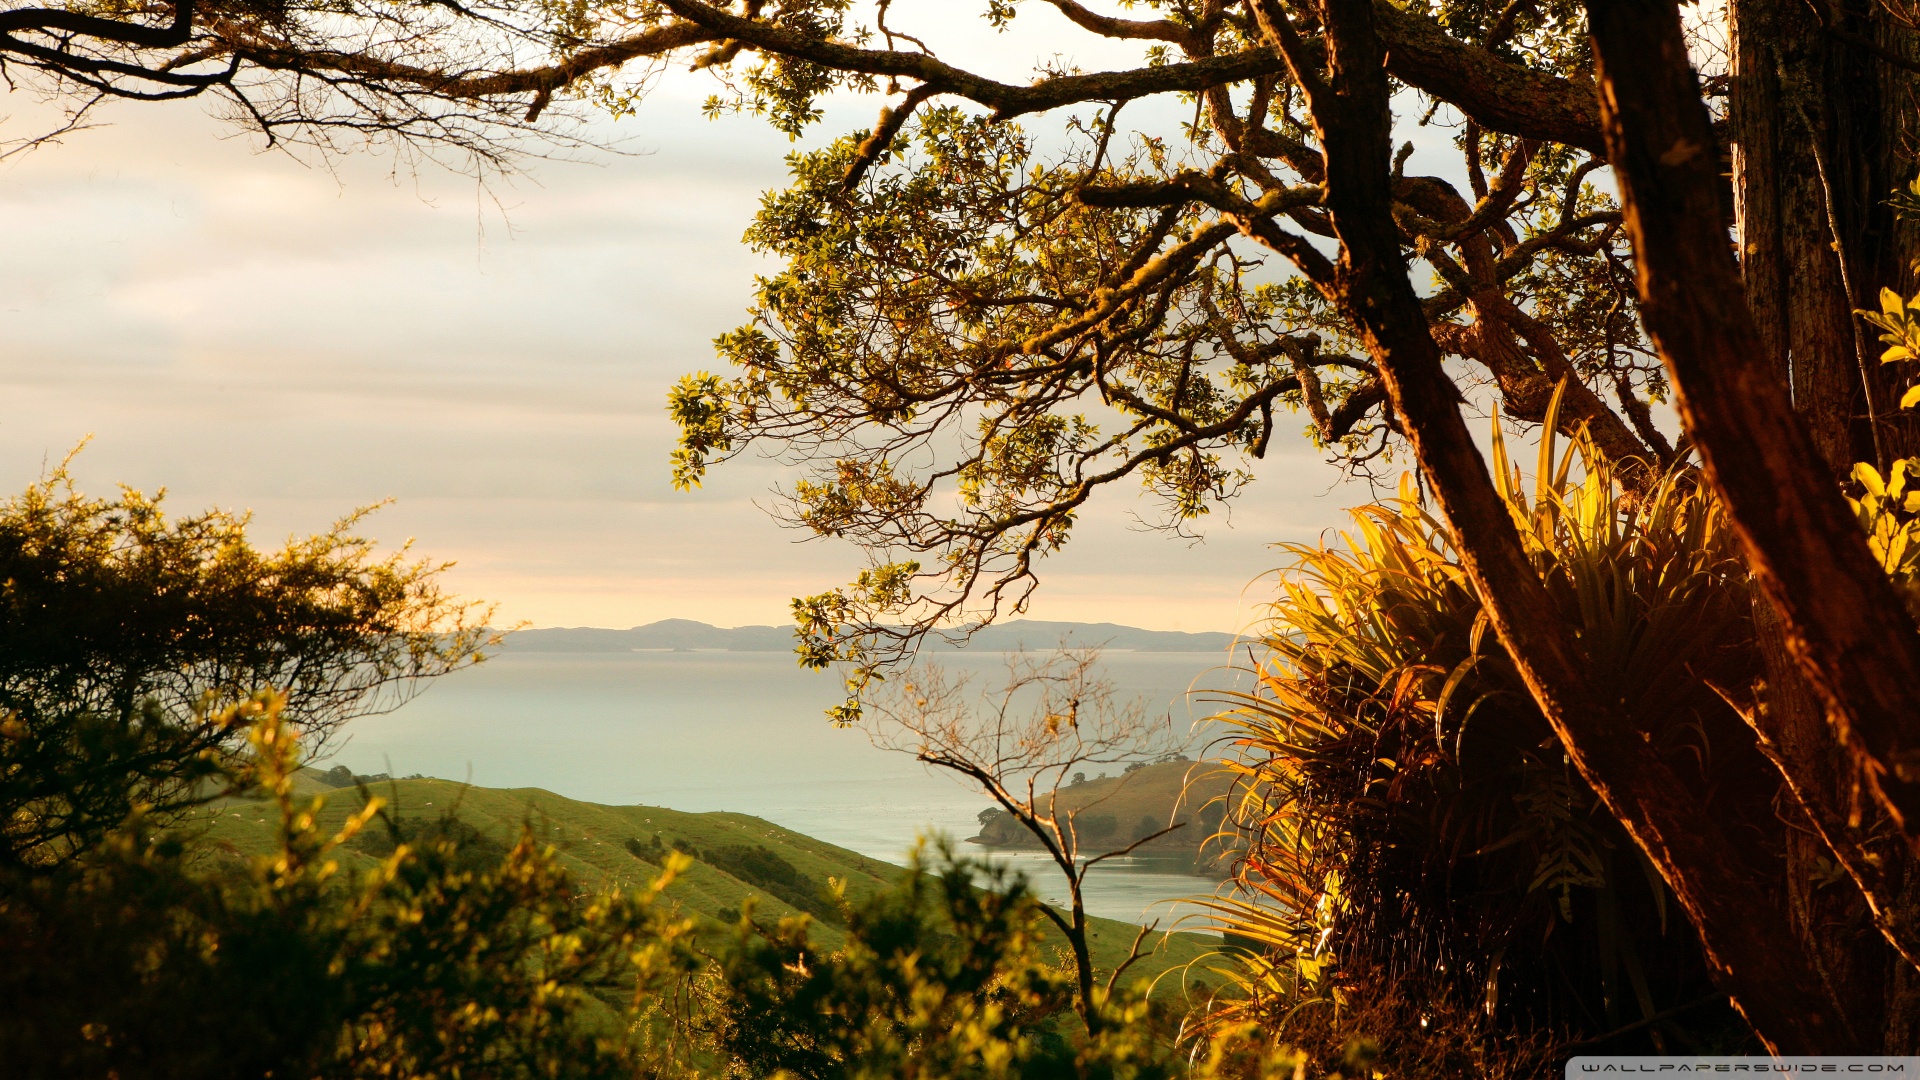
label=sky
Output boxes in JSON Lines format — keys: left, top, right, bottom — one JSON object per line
{"left": 0, "top": 5, "right": 1404, "bottom": 635}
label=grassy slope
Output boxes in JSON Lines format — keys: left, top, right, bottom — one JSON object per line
{"left": 970, "top": 760, "right": 1236, "bottom": 860}
{"left": 180, "top": 771, "right": 1219, "bottom": 993}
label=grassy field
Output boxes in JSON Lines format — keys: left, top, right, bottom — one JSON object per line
{"left": 178, "top": 769, "right": 1222, "bottom": 995}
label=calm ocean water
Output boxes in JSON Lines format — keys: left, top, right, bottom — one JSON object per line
{"left": 327, "top": 649, "right": 1254, "bottom": 927}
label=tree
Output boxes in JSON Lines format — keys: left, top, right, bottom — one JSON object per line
{"left": 863, "top": 648, "right": 1190, "bottom": 1031}
{"left": 0, "top": 0, "right": 721, "bottom": 163}
{"left": 0, "top": 463, "right": 491, "bottom": 870}
{"left": 1576, "top": 0, "right": 1920, "bottom": 1048}
{"left": 626, "top": 0, "right": 1920, "bottom": 1054}
{"left": 1242, "top": 0, "right": 1859, "bottom": 1049}
{"left": 662, "top": 1, "right": 1666, "bottom": 702}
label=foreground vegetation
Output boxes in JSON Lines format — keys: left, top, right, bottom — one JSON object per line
{"left": 196, "top": 767, "right": 1218, "bottom": 979}
{"left": 0, "top": 694, "right": 1306, "bottom": 1079}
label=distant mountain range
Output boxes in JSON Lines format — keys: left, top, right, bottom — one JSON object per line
{"left": 500, "top": 618, "right": 1240, "bottom": 654}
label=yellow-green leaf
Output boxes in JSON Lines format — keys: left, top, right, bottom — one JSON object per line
{"left": 1855, "top": 462, "right": 1888, "bottom": 498}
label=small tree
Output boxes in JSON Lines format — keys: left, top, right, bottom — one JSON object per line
{"left": 864, "top": 648, "right": 1197, "bottom": 1030}
{"left": 0, "top": 463, "right": 493, "bottom": 870}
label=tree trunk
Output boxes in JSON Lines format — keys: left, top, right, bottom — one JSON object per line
{"left": 1730, "top": 0, "right": 1911, "bottom": 1050}
{"left": 1732, "top": 0, "right": 1790, "bottom": 387}
{"left": 1738, "top": 0, "right": 1920, "bottom": 467}
{"left": 1807, "top": 0, "right": 1920, "bottom": 466}
{"left": 1756, "top": 603, "right": 1892, "bottom": 1042}
{"left": 1254, "top": 0, "right": 1862, "bottom": 1051}
{"left": 1584, "top": 0, "right": 1920, "bottom": 844}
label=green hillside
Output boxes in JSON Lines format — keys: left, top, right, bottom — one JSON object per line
{"left": 177, "top": 770, "right": 1220, "bottom": 994}
{"left": 971, "top": 760, "right": 1237, "bottom": 868}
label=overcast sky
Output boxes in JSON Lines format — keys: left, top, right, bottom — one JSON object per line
{"left": 0, "top": 7, "right": 1402, "bottom": 634}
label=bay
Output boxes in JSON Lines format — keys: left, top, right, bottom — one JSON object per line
{"left": 328, "top": 648, "right": 1255, "bottom": 928}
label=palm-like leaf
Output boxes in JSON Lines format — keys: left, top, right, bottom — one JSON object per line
{"left": 1196, "top": 404, "right": 1766, "bottom": 1053}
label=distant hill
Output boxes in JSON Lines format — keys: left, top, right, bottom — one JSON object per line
{"left": 182, "top": 770, "right": 1220, "bottom": 991}
{"left": 501, "top": 618, "right": 1239, "bottom": 655}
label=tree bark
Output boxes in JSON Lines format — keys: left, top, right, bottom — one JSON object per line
{"left": 1779, "top": 101, "right": 1869, "bottom": 473}
{"left": 1584, "top": 0, "right": 1920, "bottom": 841}
{"left": 1731, "top": 0, "right": 1789, "bottom": 385}
{"left": 1253, "top": 0, "right": 1861, "bottom": 1051}
{"left": 1753, "top": 602, "right": 1894, "bottom": 1041}
{"left": 1730, "top": 0, "right": 1916, "bottom": 1047}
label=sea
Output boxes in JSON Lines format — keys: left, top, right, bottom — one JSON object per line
{"left": 325, "top": 648, "right": 1259, "bottom": 929}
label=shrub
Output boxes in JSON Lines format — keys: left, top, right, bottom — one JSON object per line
{"left": 0, "top": 695, "right": 691, "bottom": 1080}
{"left": 1201, "top": 421, "right": 1765, "bottom": 1056}
{"left": 0, "top": 466, "right": 491, "bottom": 871}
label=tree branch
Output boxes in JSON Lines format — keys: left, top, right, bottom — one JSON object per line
{"left": 1585, "top": 0, "right": 1920, "bottom": 837}
{"left": 1278, "top": 0, "right": 1860, "bottom": 1052}
{"left": 0, "top": 0, "right": 193, "bottom": 48}
{"left": 656, "top": 0, "right": 1607, "bottom": 153}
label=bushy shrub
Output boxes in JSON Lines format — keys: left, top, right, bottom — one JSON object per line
{"left": 0, "top": 695, "right": 691, "bottom": 1080}
{"left": 1201, "top": 423, "right": 1766, "bottom": 1059}
{"left": 0, "top": 467, "right": 490, "bottom": 871}
{"left": 678, "top": 841, "right": 1304, "bottom": 1080}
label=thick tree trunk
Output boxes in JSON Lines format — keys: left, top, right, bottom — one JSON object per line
{"left": 1730, "top": 0, "right": 1920, "bottom": 1047}
{"left": 1732, "top": 0, "right": 1789, "bottom": 386}
{"left": 1584, "top": 0, "right": 1920, "bottom": 843}
{"left": 1739, "top": 0, "right": 1920, "bottom": 467}
{"left": 1755, "top": 603, "right": 1894, "bottom": 1040}
{"left": 1254, "top": 0, "right": 1861, "bottom": 1051}
{"left": 1827, "top": 0, "right": 1920, "bottom": 463}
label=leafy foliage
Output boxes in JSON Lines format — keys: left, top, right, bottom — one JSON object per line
{"left": 1847, "top": 459, "right": 1920, "bottom": 600}
{"left": 686, "top": 845, "right": 1083, "bottom": 1080}
{"left": 679, "top": 840, "right": 1310, "bottom": 1080}
{"left": 655, "top": 4, "right": 1660, "bottom": 710}
{"left": 0, "top": 694, "right": 692, "bottom": 1080}
{"left": 0, "top": 691, "right": 1334, "bottom": 1079}
{"left": 0, "top": 464, "right": 491, "bottom": 871}
{"left": 1198, "top": 413, "right": 1767, "bottom": 1052}
{"left": 1851, "top": 273, "right": 1920, "bottom": 611}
